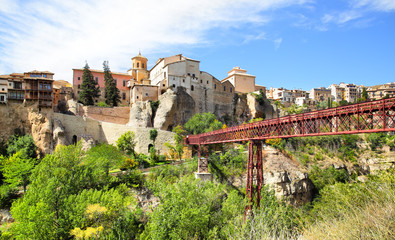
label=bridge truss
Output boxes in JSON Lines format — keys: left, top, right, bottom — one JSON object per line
{"left": 185, "top": 98, "right": 395, "bottom": 209}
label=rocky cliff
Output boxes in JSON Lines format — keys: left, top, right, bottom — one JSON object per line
{"left": 128, "top": 88, "right": 279, "bottom": 131}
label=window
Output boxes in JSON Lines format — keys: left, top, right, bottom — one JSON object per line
{"left": 224, "top": 86, "right": 226, "bottom": 91}
{"left": 122, "top": 93, "right": 126, "bottom": 100}
{"left": 0, "top": 96, "right": 4, "bottom": 102}
{"left": 123, "top": 80, "right": 126, "bottom": 87}
{"left": 163, "top": 84, "right": 165, "bottom": 87}
{"left": 137, "top": 62, "right": 139, "bottom": 68}
{"left": 38, "top": 74, "right": 42, "bottom": 77}
{"left": 187, "top": 73, "right": 190, "bottom": 76}
{"left": 214, "top": 84, "right": 216, "bottom": 89}
{"left": 172, "top": 84, "right": 175, "bottom": 88}
{"left": 207, "top": 81, "right": 209, "bottom": 84}
{"left": 114, "top": 79, "right": 117, "bottom": 86}
{"left": 183, "top": 79, "right": 185, "bottom": 83}
{"left": 78, "top": 77, "right": 80, "bottom": 80}
{"left": 230, "top": 87, "right": 232, "bottom": 93}
{"left": 200, "top": 80, "right": 202, "bottom": 83}
{"left": 30, "top": 74, "right": 33, "bottom": 77}
{"left": 14, "top": 82, "right": 22, "bottom": 89}
{"left": 8, "top": 83, "right": 11, "bottom": 86}
{"left": 145, "top": 93, "right": 148, "bottom": 96}
{"left": 43, "top": 74, "right": 47, "bottom": 78}
{"left": 142, "top": 63, "right": 145, "bottom": 68}
{"left": 137, "top": 96, "right": 139, "bottom": 99}
{"left": 192, "top": 74, "right": 195, "bottom": 78}
{"left": 34, "top": 74, "right": 37, "bottom": 77}
{"left": 164, "top": 72, "right": 166, "bottom": 78}
{"left": 191, "top": 85, "right": 194, "bottom": 91}
{"left": 78, "top": 85, "right": 80, "bottom": 89}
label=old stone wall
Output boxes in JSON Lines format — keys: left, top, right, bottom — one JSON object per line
{"left": 54, "top": 113, "right": 174, "bottom": 154}
{"left": 77, "top": 105, "right": 130, "bottom": 124}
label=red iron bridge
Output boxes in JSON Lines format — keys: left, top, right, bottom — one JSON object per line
{"left": 185, "top": 97, "right": 395, "bottom": 210}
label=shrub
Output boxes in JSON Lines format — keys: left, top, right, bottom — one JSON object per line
{"left": 97, "top": 101, "right": 110, "bottom": 107}
{"left": 309, "top": 165, "right": 350, "bottom": 191}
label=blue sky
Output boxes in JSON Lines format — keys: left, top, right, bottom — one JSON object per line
{"left": 0, "top": 0, "right": 394, "bottom": 90}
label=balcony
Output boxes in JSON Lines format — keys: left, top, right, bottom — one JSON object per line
{"left": 8, "top": 95, "right": 24, "bottom": 100}
{"left": 25, "top": 87, "right": 53, "bottom": 91}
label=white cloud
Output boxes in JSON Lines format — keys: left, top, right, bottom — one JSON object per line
{"left": 352, "top": 0, "right": 395, "bottom": 12}
{"left": 321, "top": 11, "right": 362, "bottom": 25}
{"left": 0, "top": 0, "right": 311, "bottom": 81}
{"left": 274, "top": 38, "right": 283, "bottom": 50}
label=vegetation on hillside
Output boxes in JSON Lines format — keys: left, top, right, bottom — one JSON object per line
{"left": 0, "top": 122, "right": 394, "bottom": 239}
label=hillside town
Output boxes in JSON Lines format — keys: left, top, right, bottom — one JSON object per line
{"left": 1, "top": 53, "right": 394, "bottom": 115}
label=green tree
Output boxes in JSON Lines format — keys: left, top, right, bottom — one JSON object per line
{"left": 141, "top": 176, "right": 237, "bottom": 240}
{"left": 7, "top": 134, "right": 37, "bottom": 159}
{"left": 165, "top": 125, "right": 186, "bottom": 161}
{"left": 10, "top": 144, "right": 138, "bottom": 239}
{"left": 116, "top": 131, "right": 136, "bottom": 156}
{"left": 79, "top": 63, "right": 100, "bottom": 106}
{"left": 149, "top": 129, "right": 158, "bottom": 147}
{"left": 184, "top": 112, "right": 223, "bottom": 135}
{"left": 103, "top": 61, "right": 121, "bottom": 107}
{"left": 2, "top": 151, "right": 34, "bottom": 193}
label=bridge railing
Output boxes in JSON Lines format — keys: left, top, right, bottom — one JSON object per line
{"left": 185, "top": 97, "right": 395, "bottom": 145}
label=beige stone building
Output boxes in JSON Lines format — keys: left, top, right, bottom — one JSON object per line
{"left": 367, "top": 83, "right": 395, "bottom": 100}
{"left": 221, "top": 67, "right": 255, "bottom": 93}
{"left": 309, "top": 87, "right": 331, "bottom": 102}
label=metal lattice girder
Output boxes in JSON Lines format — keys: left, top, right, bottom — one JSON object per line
{"left": 245, "top": 141, "right": 263, "bottom": 212}
{"left": 185, "top": 98, "right": 395, "bottom": 146}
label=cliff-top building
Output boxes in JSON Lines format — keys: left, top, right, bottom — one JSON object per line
{"left": 0, "top": 71, "right": 54, "bottom": 107}
{"left": 72, "top": 53, "right": 266, "bottom": 112}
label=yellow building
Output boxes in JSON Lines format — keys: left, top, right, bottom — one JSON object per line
{"left": 127, "top": 52, "right": 150, "bottom": 84}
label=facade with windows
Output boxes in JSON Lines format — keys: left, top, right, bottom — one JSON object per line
{"left": 72, "top": 68, "right": 131, "bottom": 105}
{"left": 0, "top": 71, "right": 54, "bottom": 107}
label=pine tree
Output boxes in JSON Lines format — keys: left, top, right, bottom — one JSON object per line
{"left": 103, "top": 61, "right": 121, "bottom": 107}
{"left": 79, "top": 63, "right": 100, "bottom": 106}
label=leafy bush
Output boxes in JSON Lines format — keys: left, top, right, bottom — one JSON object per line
{"left": 367, "top": 132, "right": 387, "bottom": 151}
{"left": 116, "top": 131, "right": 136, "bottom": 156}
{"left": 142, "top": 176, "right": 243, "bottom": 240}
{"left": 184, "top": 112, "right": 223, "bottom": 135}
{"left": 7, "top": 134, "right": 38, "bottom": 159}
{"left": 97, "top": 101, "right": 110, "bottom": 107}
{"left": 223, "top": 186, "right": 301, "bottom": 239}
{"left": 309, "top": 165, "right": 350, "bottom": 191}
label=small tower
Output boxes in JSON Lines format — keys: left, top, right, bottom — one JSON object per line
{"left": 131, "top": 51, "right": 148, "bottom": 70}
{"left": 128, "top": 52, "right": 149, "bottom": 84}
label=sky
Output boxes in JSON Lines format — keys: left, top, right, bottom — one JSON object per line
{"left": 0, "top": 0, "right": 394, "bottom": 90}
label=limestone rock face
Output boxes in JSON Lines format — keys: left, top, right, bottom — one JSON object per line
{"left": 154, "top": 88, "right": 195, "bottom": 130}
{"left": 28, "top": 111, "right": 53, "bottom": 155}
{"left": 262, "top": 146, "right": 314, "bottom": 206}
{"left": 80, "top": 134, "right": 95, "bottom": 151}
{"left": 52, "top": 118, "right": 68, "bottom": 147}
{"left": 227, "top": 146, "right": 314, "bottom": 207}
{"left": 233, "top": 94, "right": 250, "bottom": 124}
{"left": 0, "top": 209, "right": 14, "bottom": 224}
{"left": 128, "top": 101, "right": 153, "bottom": 128}
{"left": 131, "top": 187, "right": 160, "bottom": 213}
{"left": 246, "top": 93, "right": 279, "bottom": 120}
